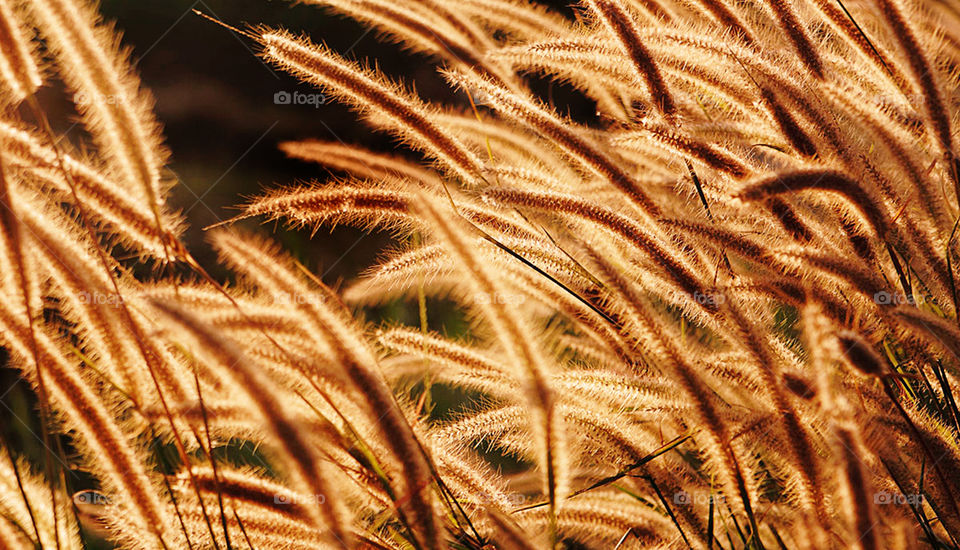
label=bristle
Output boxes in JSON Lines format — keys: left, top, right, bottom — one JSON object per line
{"left": 0, "top": 0, "right": 41, "bottom": 103}
{"left": 586, "top": 0, "right": 677, "bottom": 118}
{"left": 149, "top": 299, "right": 352, "bottom": 548}
{"left": 259, "top": 29, "right": 483, "bottom": 182}
{"left": 414, "top": 193, "right": 568, "bottom": 538}
{"left": 25, "top": 0, "right": 171, "bottom": 225}
{"left": 876, "top": 0, "right": 953, "bottom": 155}
{"left": 762, "top": 0, "right": 824, "bottom": 78}
{"left": 835, "top": 426, "right": 879, "bottom": 550}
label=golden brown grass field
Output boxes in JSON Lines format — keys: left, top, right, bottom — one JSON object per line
{"left": 2, "top": 0, "right": 960, "bottom": 548}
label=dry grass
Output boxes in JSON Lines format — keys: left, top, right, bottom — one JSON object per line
{"left": 1, "top": 0, "right": 960, "bottom": 547}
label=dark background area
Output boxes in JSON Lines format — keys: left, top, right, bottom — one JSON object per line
{"left": 98, "top": 0, "right": 453, "bottom": 283}
{"left": 86, "top": 0, "right": 581, "bottom": 283}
